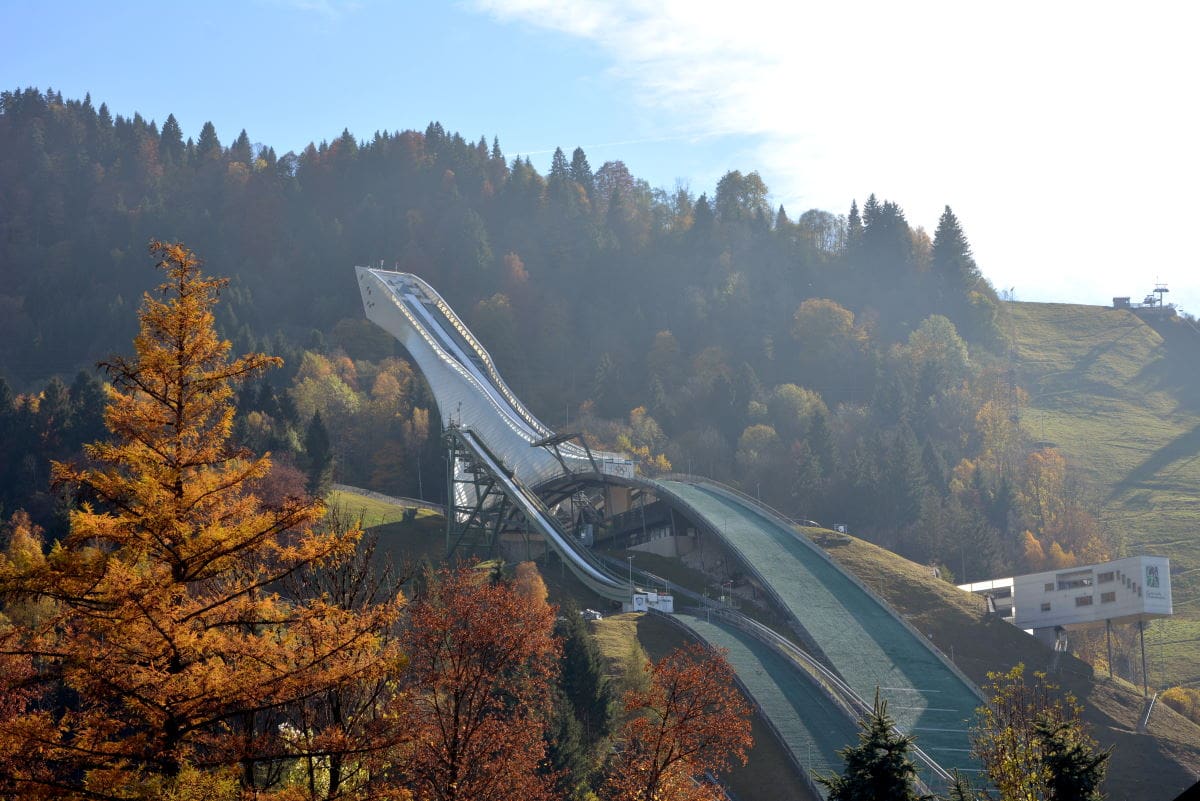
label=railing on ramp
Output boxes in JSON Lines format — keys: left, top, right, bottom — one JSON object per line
{"left": 450, "top": 427, "right": 632, "bottom": 602}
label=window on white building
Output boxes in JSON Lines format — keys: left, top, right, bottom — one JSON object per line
{"left": 1057, "top": 570, "right": 1094, "bottom": 591}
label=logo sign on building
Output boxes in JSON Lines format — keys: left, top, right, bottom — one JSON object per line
{"left": 1146, "top": 564, "right": 1167, "bottom": 601}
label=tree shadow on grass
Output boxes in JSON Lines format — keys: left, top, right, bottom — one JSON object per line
{"left": 1109, "top": 422, "right": 1200, "bottom": 500}
{"left": 1133, "top": 315, "right": 1200, "bottom": 414}
{"left": 1032, "top": 317, "right": 1145, "bottom": 406}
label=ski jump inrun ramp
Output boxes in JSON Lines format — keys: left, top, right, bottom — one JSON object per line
{"left": 356, "top": 267, "right": 984, "bottom": 794}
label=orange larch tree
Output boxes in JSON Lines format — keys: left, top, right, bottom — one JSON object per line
{"left": 603, "top": 642, "right": 753, "bottom": 801}
{"left": 0, "top": 242, "right": 405, "bottom": 800}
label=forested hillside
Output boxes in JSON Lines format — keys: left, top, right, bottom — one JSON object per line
{"left": 0, "top": 87, "right": 1112, "bottom": 603}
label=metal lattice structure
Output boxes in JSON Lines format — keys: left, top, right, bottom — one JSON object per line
{"left": 443, "top": 426, "right": 513, "bottom": 558}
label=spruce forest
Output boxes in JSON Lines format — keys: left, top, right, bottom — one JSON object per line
{"left": 1, "top": 87, "right": 1099, "bottom": 586}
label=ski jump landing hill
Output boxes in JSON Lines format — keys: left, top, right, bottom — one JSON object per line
{"left": 356, "top": 267, "right": 983, "bottom": 795}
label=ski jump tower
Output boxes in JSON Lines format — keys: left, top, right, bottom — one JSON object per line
{"left": 356, "top": 267, "right": 633, "bottom": 487}
{"left": 356, "top": 267, "right": 639, "bottom": 598}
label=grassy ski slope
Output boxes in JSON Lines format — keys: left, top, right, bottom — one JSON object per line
{"left": 1007, "top": 302, "right": 1200, "bottom": 687}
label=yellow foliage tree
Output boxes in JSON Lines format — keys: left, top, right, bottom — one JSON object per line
{"left": 513, "top": 560, "right": 549, "bottom": 605}
{"left": 972, "top": 664, "right": 1108, "bottom": 801}
{"left": 1045, "top": 541, "right": 1077, "bottom": 569}
{"left": 1055, "top": 502, "right": 1109, "bottom": 565}
{"left": 0, "top": 242, "right": 404, "bottom": 800}
{"left": 1160, "top": 686, "right": 1200, "bottom": 726}
{"left": 1019, "top": 448, "right": 1067, "bottom": 537}
{"left": 1022, "top": 530, "right": 1046, "bottom": 571}
{"left": 291, "top": 351, "right": 361, "bottom": 422}
{"left": 971, "top": 366, "right": 1027, "bottom": 480}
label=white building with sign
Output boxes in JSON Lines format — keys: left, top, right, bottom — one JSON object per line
{"left": 1010, "top": 555, "right": 1171, "bottom": 631}
{"left": 960, "top": 555, "right": 1171, "bottom": 693}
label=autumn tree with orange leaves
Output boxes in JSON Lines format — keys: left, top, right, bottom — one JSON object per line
{"left": 0, "top": 242, "right": 405, "bottom": 801}
{"left": 603, "top": 642, "right": 752, "bottom": 801}
{"left": 395, "top": 564, "right": 559, "bottom": 801}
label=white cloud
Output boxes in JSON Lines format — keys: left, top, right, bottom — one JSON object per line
{"left": 473, "top": 0, "right": 1200, "bottom": 313}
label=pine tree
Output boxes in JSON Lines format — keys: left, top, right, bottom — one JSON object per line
{"left": 883, "top": 424, "right": 926, "bottom": 527}
{"left": 546, "top": 692, "right": 593, "bottom": 801}
{"left": 1036, "top": 717, "right": 1108, "bottom": 801}
{"left": 196, "top": 120, "right": 221, "bottom": 159}
{"left": 946, "top": 769, "right": 978, "bottom": 801}
{"left": 569, "top": 146, "right": 593, "bottom": 196}
{"left": 549, "top": 146, "right": 569, "bottom": 181}
{"left": 809, "top": 408, "right": 836, "bottom": 476}
{"left": 66, "top": 370, "right": 107, "bottom": 448}
{"left": 931, "top": 206, "right": 980, "bottom": 291}
{"left": 544, "top": 606, "right": 607, "bottom": 801}
{"left": 921, "top": 440, "right": 948, "bottom": 496}
{"left": 160, "top": 113, "right": 184, "bottom": 163}
{"left": 304, "top": 410, "right": 334, "bottom": 495}
{"left": 424, "top": 120, "right": 445, "bottom": 149}
{"left": 548, "top": 147, "right": 571, "bottom": 206}
{"left": 35, "top": 377, "right": 71, "bottom": 456}
{"left": 817, "top": 689, "right": 932, "bottom": 801}
{"left": 230, "top": 128, "right": 252, "bottom": 164}
{"left": 557, "top": 601, "right": 615, "bottom": 747}
{"left": 846, "top": 199, "right": 864, "bottom": 255}
{"left": 335, "top": 127, "right": 358, "bottom": 158}
{"left": 691, "top": 192, "right": 714, "bottom": 232}
{"left": 862, "top": 193, "right": 880, "bottom": 228}
{"left": 987, "top": 475, "right": 1013, "bottom": 532}
{"left": 791, "top": 439, "right": 823, "bottom": 520}
{"left": 860, "top": 196, "right": 913, "bottom": 279}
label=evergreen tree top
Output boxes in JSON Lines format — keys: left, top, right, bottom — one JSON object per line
{"left": 818, "top": 689, "right": 932, "bottom": 801}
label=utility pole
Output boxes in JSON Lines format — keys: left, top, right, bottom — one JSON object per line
{"left": 1140, "top": 619, "right": 1149, "bottom": 697}
{"left": 1106, "top": 618, "right": 1113, "bottom": 680}
{"left": 416, "top": 450, "right": 423, "bottom": 500}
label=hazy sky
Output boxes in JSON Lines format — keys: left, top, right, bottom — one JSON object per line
{"left": 4, "top": 1, "right": 1198, "bottom": 314}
